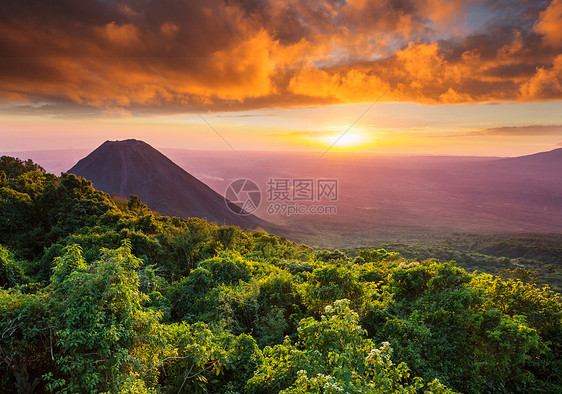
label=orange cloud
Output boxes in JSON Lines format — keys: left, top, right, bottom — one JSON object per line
{"left": 96, "top": 22, "right": 140, "bottom": 46}
{"left": 535, "top": 0, "right": 562, "bottom": 47}
{"left": 206, "top": 30, "right": 276, "bottom": 99}
{"left": 0, "top": 0, "right": 560, "bottom": 116}
{"left": 160, "top": 22, "right": 179, "bottom": 38}
{"left": 520, "top": 55, "right": 562, "bottom": 100}
{"left": 422, "top": 0, "right": 466, "bottom": 23}
{"left": 288, "top": 67, "right": 387, "bottom": 102}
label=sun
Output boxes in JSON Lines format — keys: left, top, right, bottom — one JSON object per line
{"left": 292, "top": 128, "right": 375, "bottom": 151}
{"left": 319, "top": 131, "right": 369, "bottom": 149}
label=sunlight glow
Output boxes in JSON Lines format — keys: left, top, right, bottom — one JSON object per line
{"left": 319, "top": 131, "right": 370, "bottom": 149}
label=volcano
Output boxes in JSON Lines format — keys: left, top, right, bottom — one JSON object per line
{"left": 68, "top": 139, "right": 264, "bottom": 228}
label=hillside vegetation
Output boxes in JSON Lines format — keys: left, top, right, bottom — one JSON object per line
{"left": 0, "top": 156, "right": 560, "bottom": 393}
{"left": 359, "top": 234, "right": 562, "bottom": 293}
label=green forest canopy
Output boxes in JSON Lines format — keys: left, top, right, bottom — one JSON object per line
{"left": 0, "top": 156, "right": 561, "bottom": 393}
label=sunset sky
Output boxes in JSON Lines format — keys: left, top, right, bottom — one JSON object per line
{"left": 1, "top": 0, "right": 561, "bottom": 156}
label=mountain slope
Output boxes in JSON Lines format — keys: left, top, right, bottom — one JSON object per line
{"left": 490, "top": 148, "right": 562, "bottom": 175}
{"left": 68, "top": 139, "right": 264, "bottom": 228}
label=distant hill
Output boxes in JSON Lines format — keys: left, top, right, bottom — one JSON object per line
{"left": 491, "top": 148, "right": 562, "bottom": 175}
{"left": 68, "top": 139, "right": 265, "bottom": 229}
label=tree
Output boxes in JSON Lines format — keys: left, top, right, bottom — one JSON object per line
{"left": 0, "top": 246, "right": 27, "bottom": 288}
{"left": 0, "top": 290, "right": 51, "bottom": 393}
{"left": 247, "top": 299, "right": 454, "bottom": 393}
{"left": 302, "top": 265, "right": 364, "bottom": 315}
{"left": 377, "top": 262, "right": 541, "bottom": 393}
{"left": 0, "top": 156, "right": 45, "bottom": 180}
{"left": 44, "top": 242, "right": 163, "bottom": 393}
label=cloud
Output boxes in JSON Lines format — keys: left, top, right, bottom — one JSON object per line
{"left": 475, "top": 124, "right": 562, "bottom": 136}
{"left": 0, "top": 0, "right": 561, "bottom": 116}
{"left": 534, "top": 0, "right": 562, "bottom": 47}
{"left": 208, "top": 113, "right": 274, "bottom": 118}
{"left": 519, "top": 54, "right": 562, "bottom": 100}
{"left": 433, "top": 124, "right": 562, "bottom": 139}
{"left": 96, "top": 22, "right": 140, "bottom": 46}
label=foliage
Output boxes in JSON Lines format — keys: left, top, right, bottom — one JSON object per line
{"left": 373, "top": 234, "right": 562, "bottom": 292}
{"left": 247, "top": 299, "right": 456, "bottom": 393}
{"left": 0, "top": 156, "right": 46, "bottom": 180}
{"left": 0, "top": 246, "right": 27, "bottom": 288}
{"left": 44, "top": 242, "right": 164, "bottom": 393}
{"left": 302, "top": 264, "right": 364, "bottom": 315}
{"left": 0, "top": 157, "right": 560, "bottom": 393}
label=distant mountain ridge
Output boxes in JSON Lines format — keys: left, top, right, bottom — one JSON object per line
{"left": 492, "top": 148, "right": 562, "bottom": 175}
{"left": 506, "top": 147, "right": 562, "bottom": 160}
{"left": 68, "top": 139, "right": 264, "bottom": 228}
